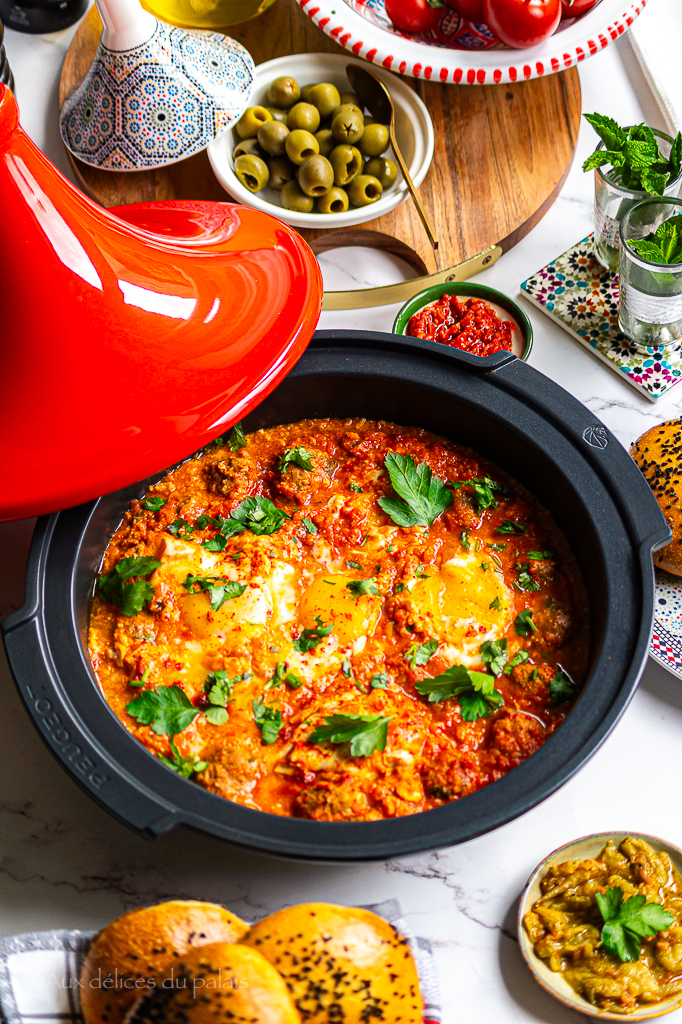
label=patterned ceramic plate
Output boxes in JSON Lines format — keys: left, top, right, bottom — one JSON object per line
{"left": 652, "top": 568, "right": 682, "bottom": 678}
{"left": 297, "top": 0, "right": 646, "bottom": 85}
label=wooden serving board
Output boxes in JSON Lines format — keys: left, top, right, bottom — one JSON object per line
{"left": 60, "top": 2, "right": 581, "bottom": 306}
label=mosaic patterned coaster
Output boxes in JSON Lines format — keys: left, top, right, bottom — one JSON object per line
{"left": 520, "top": 235, "right": 682, "bottom": 402}
{"left": 651, "top": 568, "right": 682, "bottom": 678}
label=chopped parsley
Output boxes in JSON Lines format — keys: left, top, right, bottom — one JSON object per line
{"left": 394, "top": 583, "right": 406, "bottom": 594}
{"left": 309, "top": 713, "right": 392, "bottom": 757}
{"left": 527, "top": 550, "right": 553, "bottom": 560}
{"left": 346, "top": 577, "right": 380, "bottom": 597}
{"left": 167, "top": 518, "right": 194, "bottom": 538}
{"left": 515, "top": 609, "right": 537, "bottom": 636}
{"left": 596, "top": 886, "right": 673, "bottom": 962}
{"left": 489, "top": 596, "right": 501, "bottom": 611}
{"left": 98, "top": 556, "right": 161, "bottom": 617}
{"left": 126, "top": 685, "right": 199, "bottom": 736}
{"left": 264, "top": 662, "right": 300, "bottom": 691}
{"left": 231, "top": 496, "right": 291, "bottom": 536}
{"left": 182, "top": 574, "right": 246, "bottom": 611}
{"left": 503, "top": 650, "right": 530, "bottom": 675}
{"left": 202, "top": 533, "right": 227, "bottom": 552}
{"left": 226, "top": 421, "right": 247, "bottom": 451}
{"left": 378, "top": 452, "right": 453, "bottom": 529}
{"left": 487, "top": 542, "right": 506, "bottom": 551}
{"left": 479, "top": 638, "right": 508, "bottom": 676}
{"left": 405, "top": 639, "right": 438, "bottom": 671}
{"left": 346, "top": 560, "right": 362, "bottom": 570}
{"left": 460, "top": 476, "right": 509, "bottom": 512}
{"left": 143, "top": 496, "right": 167, "bottom": 511}
{"left": 350, "top": 483, "right": 363, "bottom": 492}
{"left": 370, "top": 672, "right": 390, "bottom": 689}
{"left": 460, "top": 531, "right": 471, "bottom": 550}
{"left": 415, "top": 665, "right": 503, "bottom": 721}
{"left": 129, "top": 667, "right": 150, "bottom": 688}
{"left": 158, "top": 738, "right": 207, "bottom": 779}
{"left": 252, "top": 700, "right": 283, "bottom": 745}
{"left": 514, "top": 563, "right": 541, "bottom": 593}
{"left": 549, "top": 666, "right": 578, "bottom": 706}
{"left": 294, "top": 616, "right": 333, "bottom": 653}
{"left": 302, "top": 517, "right": 318, "bottom": 534}
{"left": 342, "top": 659, "right": 353, "bottom": 678}
{"left": 495, "top": 519, "right": 526, "bottom": 535}
{"left": 203, "top": 670, "right": 250, "bottom": 724}
{"left": 279, "top": 446, "right": 314, "bottom": 473}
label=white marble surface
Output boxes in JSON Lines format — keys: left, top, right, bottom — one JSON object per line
{"left": 3, "top": 8, "right": 682, "bottom": 1022}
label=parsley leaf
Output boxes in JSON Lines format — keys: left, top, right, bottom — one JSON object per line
{"left": 405, "top": 639, "right": 439, "bottom": 670}
{"left": 143, "top": 496, "right": 167, "bottom": 511}
{"left": 514, "top": 564, "right": 541, "bottom": 593}
{"left": 158, "top": 738, "right": 207, "bottom": 779}
{"left": 182, "top": 574, "right": 246, "bottom": 611}
{"left": 503, "top": 650, "right": 530, "bottom": 675}
{"left": 596, "top": 886, "right": 673, "bottom": 962}
{"left": 346, "top": 577, "right": 380, "bottom": 597}
{"left": 204, "top": 670, "right": 250, "bottom": 710}
{"left": 496, "top": 519, "right": 526, "bottom": 535}
{"left": 167, "top": 518, "right": 194, "bottom": 538}
{"left": 264, "top": 662, "right": 301, "bottom": 690}
{"left": 230, "top": 496, "right": 291, "bottom": 536}
{"left": 309, "top": 713, "right": 392, "bottom": 757}
{"left": 203, "top": 533, "right": 227, "bottom": 552}
{"left": 302, "top": 517, "right": 318, "bottom": 534}
{"left": 460, "top": 476, "right": 508, "bottom": 511}
{"left": 252, "top": 700, "right": 283, "bottom": 745}
{"left": 378, "top": 452, "right": 453, "bottom": 529}
{"left": 527, "top": 550, "right": 553, "bottom": 560}
{"left": 279, "top": 446, "right": 314, "bottom": 473}
{"left": 98, "top": 556, "right": 161, "bottom": 617}
{"left": 415, "top": 665, "right": 503, "bottom": 721}
{"left": 480, "top": 638, "right": 508, "bottom": 676}
{"left": 489, "top": 596, "right": 501, "bottom": 611}
{"left": 294, "top": 616, "right": 333, "bottom": 653}
{"left": 126, "top": 685, "right": 199, "bottom": 736}
{"left": 350, "top": 483, "right": 363, "bottom": 493}
{"left": 226, "top": 421, "right": 247, "bottom": 452}
{"left": 515, "top": 609, "right": 537, "bottom": 636}
{"left": 370, "top": 672, "right": 390, "bottom": 689}
{"left": 549, "top": 666, "right": 578, "bottom": 706}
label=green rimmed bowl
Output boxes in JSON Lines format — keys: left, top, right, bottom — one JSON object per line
{"left": 518, "top": 831, "right": 682, "bottom": 1020}
{"left": 393, "top": 281, "right": 533, "bottom": 361}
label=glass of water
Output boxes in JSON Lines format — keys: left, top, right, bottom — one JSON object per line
{"left": 619, "top": 197, "right": 682, "bottom": 350}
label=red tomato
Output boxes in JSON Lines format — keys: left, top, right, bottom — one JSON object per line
{"left": 444, "top": 0, "right": 485, "bottom": 21}
{"left": 384, "top": 0, "right": 444, "bottom": 33}
{"left": 560, "top": 0, "right": 600, "bottom": 16}
{"left": 483, "top": 0, "right": 561, "bottom": 47}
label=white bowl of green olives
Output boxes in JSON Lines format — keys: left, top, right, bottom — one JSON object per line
{"left": 207, "top": 53, "right": 434, "bottom": 229}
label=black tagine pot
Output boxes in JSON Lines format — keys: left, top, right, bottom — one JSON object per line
{"left": 2, "top": 331, "right": 670, "bottom": 862}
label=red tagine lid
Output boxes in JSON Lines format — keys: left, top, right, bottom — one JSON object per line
{"left": 0, "top": 83, "right": 323, "bottom": 521}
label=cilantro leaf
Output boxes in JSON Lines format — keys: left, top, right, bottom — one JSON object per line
{"left": 182, "top": 574, "right": 246, "bottom": 611}
{"left": 405, "top": 639, "right": 438, "bottom": 670}
{"left": 279, "top": 446, "right": 314, "bottom": 473}
{"left": 226, "top": 421, "right": 247, "bottom": 452}
{"left": 143, "top": 496, "right": 167, "bottom": 511}
{"left": 549, "top": 666, "right": 578, "bottom": 706}
{"left": 480, "top": 638, "right": 508, "bottom": 676}
{"left": 98, "top": 556, "right": 161, "bottom": 616}
{"left": 596, "top": 886, "right": 673, "bottom": 962}
{"left": 309, "top": 713, "right": 392, "bottom": 757}
{"left": 378, "top": 452, "right": 452, "bottom": 529}
{"left": 126, "top": 685, "right": 199, "bottom": 736}
{"left": 415, "top": 665, "right": 503, "bottom": 721}
{"left": 230, "top": 496, "right": 291, "bottom": 536}
{"left": 158, "top": 738, "right": 207, "bottom": 779}
{"left": 252, "top": 699, "right": 283, "bottom": 744}
{"left": 495, "top": 519, "right": 526, "bottom": 535}
{"left": 515, "top": 609, "right": 537, "bottom": 636}
{"left": 370, "top": 672, "right": 390, "bottom": 689}
{"left": 346, "top": 577, "right": 380, "bottom": 597}
{"left": 294, "top": 616, "right": 333, "bottom": 653}
{"left": 302, "top": 517, "right": 318, "bottom": 534}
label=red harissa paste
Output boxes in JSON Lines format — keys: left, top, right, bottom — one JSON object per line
{"left": 407, "top": 294, "right": 514, "bottom": 356}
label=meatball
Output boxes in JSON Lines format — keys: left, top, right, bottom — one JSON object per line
{"left": 534, "top": 601, "right": 573, "bottom": 650}
{"left": 491, "top": 711, "right": 545, "bottom": 768}
{"left": 275, "top": 446, "right": 334, "bottom": 505}
{"left": 444, "top": 488, "right": 480, "bottom": 530}
{"left": 510, "top": 662, "right": 554, "bottom": 702}
{"left": 205, "top": 452, "right": 255, "bottom": 502}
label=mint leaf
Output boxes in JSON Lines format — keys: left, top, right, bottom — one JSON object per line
{"left": 596, "top": 886, "right": 673, "bottom": 962}
{"left": 294, "top": 616, "right": 333, "bottom": 653}
{"left": 670, "top": 132, "right": 682, "bottom": 178}
{"left": 182, "top": 574, "right": 246, "bottom": 611}
{"left": 480, "top": 638, "right": 508, "bottom": 676}
{"left": 624, "top": 138, "right": 658, "bottom": 170}
{"left": 230, "top": 496, "right": 291, "bottom": 535}
{"left": 252, "top": 700, "right": 282, "bottom": 745}
{"left": 309, "top": 713, "right": 392, "bottom": 757}
{"left": 126, "top": 685, "right": 199, "bottom": 736}
{"left": 158, "top": 738, "right": 207, "bottom": 779}
{"left": 515, "top": 609, "right": 537, "bottom": 636}
{"left": 143, "top": 496, "right": 167, "bottom": 511}
{"left": 346, "top": 577, "right": 380, "bottom": 597}
{"left": 98, "top": 556, "right": 161, "bottom": 616}
{"left": 405, "top": 639, "right": 438, "bottom": 670}
{"left": 226, "top": 421, "right": 247, "bottom": 452}
{"left": 279, "top": 446, "right": 314, "bottom": 473}
{"left": 641, "top": 169, "right": 669, "bottom": 196}
{"left": 584, "top": 112, "right": 627, "bottom": 151}
{"left": 549, "top": 666, "right": 577, "bottom": 706}
{"left": 378, "top": 452, "right": 452, "bottom": 529}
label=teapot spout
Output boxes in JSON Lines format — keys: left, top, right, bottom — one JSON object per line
{"left": 0, "top": 84, "right": 19, "bottom": 149}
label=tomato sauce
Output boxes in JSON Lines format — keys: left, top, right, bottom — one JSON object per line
{"left": 407, "top": 294, "right": 514, "bottom": 356}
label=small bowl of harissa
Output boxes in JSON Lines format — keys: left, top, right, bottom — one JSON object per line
{"left": 518, "top": 832, "right": 682, "bottom": 1019}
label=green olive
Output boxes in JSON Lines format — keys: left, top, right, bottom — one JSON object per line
{"left": 267, "top": 76, "right": 300, "bottom": 109}
{"left": 331, "top": 108, "right": 364, "bottom": 144}
{"left": 233, "top": 138, "right": 264, "bottom": 159}
{"left": 329, "top": 144, "right": 362, "bottom": 186}
{"left": 257, "top": 120, "right": 290, "bottom": 156}
{"left": 268, "top": 155, "right": 296, "bottom": 191}
{"left": 234, "top": 153, "right": 270, "bottom": 193}
{"left": 285, "top": 129, "right": 319, "bottom": 165}
{"left": 317, "top": 186, "right": 350, "bottom": 214}
{"left": 315, "top": 128, "right": 335, "bottom": 158}
{"left": 339, "top": 91, "right": 360, "bottom": 108}
{"left": 331, "top": 102, "right": 363, "bottom": 121}
{"left": 307, "top": 83, "right": 341, "bottom": 119}
{"left": 364, "top": 156, "right": 398, "bottom": 189}
{"left": 235, "top": 105, "right": 272, "bottom": 140}
{"left": 266, "top": 107, "right": 288, "bottom": 123}
{"left": 347, "top": 174, "right": 383, "bottom": 206}
{"left": 281, "top": 180, "right": 314, "bottom": 213}
{"left": 359, "top": 123, "right": 389, "bottom": 158}
{"left": 287, "top": 102, "right": 321, "bottom": 133}
{"left": 300, "top": 83, "right": 316, "bottom": 102}
{"left": 297, "top": 154, "right": 334, "bottom": 197}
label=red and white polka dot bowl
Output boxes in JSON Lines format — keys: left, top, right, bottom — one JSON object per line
{"left": 298, "top": 0, "right": 647, "bottom": 85}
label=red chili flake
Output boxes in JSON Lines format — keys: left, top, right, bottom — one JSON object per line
{"left": 407, "top": 295, "right": 514, "bottom": 357}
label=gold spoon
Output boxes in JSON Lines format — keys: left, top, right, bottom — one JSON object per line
{"left": 346, "top": 62, "right": 439, "bottom": 253}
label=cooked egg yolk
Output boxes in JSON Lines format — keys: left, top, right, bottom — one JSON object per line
{"left": 182, "top": 582, "right": 272, "bottom": 641}
{"left": 299, "top": 575, "right": 382, "bottom": 646}
{"left": 410, "top": 556, "right": 512, "bottom": 642}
